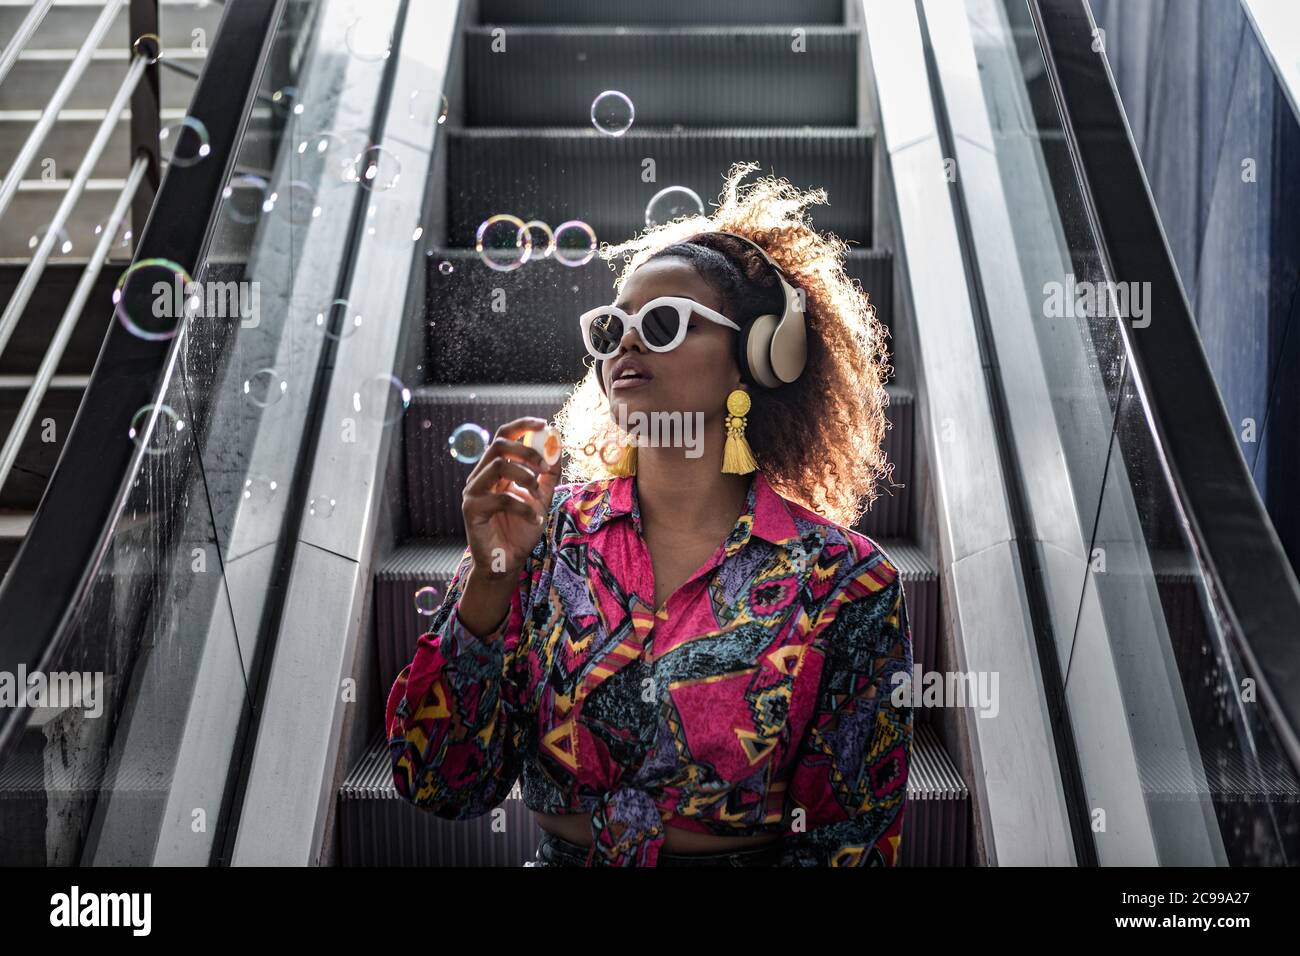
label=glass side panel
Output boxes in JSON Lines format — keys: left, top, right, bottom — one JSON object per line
{"left": 959, "top": 0, "right": 1300, "bottom": 864}
{"left": 0, "top": 0, "right": 399, "bottom": 865}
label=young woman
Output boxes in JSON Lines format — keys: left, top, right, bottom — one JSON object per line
{"left": 386, "top": 166, "right": 913, "bottom": 866}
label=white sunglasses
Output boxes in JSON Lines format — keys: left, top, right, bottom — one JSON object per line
{"left": 579, "top": 295, "right": 740, "bottom": 359}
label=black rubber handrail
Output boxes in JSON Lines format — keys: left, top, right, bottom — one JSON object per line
{"left": 1031, "top": 0, "right": 1300, "bottom": 772}
{"left": 0, "top": 0, "right": 287, "bottom": 765}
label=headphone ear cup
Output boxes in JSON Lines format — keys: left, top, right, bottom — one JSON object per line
{"left": 741, "top": 313, "right": 782, "bottom": 389}
{"left": 768, "top": 306, "right": 807, "bottom": 384}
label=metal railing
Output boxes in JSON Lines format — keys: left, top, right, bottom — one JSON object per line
{"left": 0, "top": 0, "right": 280, "bottom": 768}
{"left": 0, "top": 0, "right": 56, "bottom": 89}
{"left": 0, "top": 0, "right": 163, "bottom": 488}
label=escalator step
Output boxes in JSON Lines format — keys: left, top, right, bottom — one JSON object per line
{"left": 445, "top": 128, "right": 875, "bottom": 248}
{"left": 904, "top": 724, "right": 970, "bottom": 867}
{"left": 339, "top": 733, "right": 539, "bottom": 866}
{"left": 374, "top": 540, "right": 468, "bottom": 704}
{"left": 871, "top": 537, "right": 938, "bottom": 681}
{"left": 339, "top": 724, "right": 966, "bottom": 865}
{"left": 856, "top": 386, "right": 912, "bottom": 540}
{"left": 478, "top": 0, "right": 844, "bottom": 26}
{"left": 404, "top": 383, "right": 574, "bottom": 537}
{"left": 424, "top": 247, "right": 893, "bottom": 385}
{"left": 463, "top": 27, "right": 858, "bottom": 128}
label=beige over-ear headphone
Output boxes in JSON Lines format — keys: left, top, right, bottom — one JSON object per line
{"left": 710, "top": 231, "right": 808, "bottom": 388}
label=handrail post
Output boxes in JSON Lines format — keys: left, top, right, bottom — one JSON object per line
{"left": 129, "top": 0, "right": 162, "bottom": 241}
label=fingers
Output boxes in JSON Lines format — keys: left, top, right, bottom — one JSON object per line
{"left": 496, "top": 417, "right": 549, "bottom": 444}
{"left": 461, "top": 419, "right": 564, "bottom": 531}
{"left": 471, "top": 491, "right": 541, "bottom": 524}
{"left": 464, "top": 456, "right": 542, "bottom": 500}
{"left": 465, "top": 420, "right": 549, "bottom": 483}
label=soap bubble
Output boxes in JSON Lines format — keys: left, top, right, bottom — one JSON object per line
{"left": 28, "top": 223, "right": 73, "bottom": 257}
{"left": 243, "top": 475, "right": 279, "bottom": 502}
{"left": 128, "top": 404, "right": 185, "bottom": 455}
{"left": 408, "top": 89, "right": 448, "bottom": 127}
{"left": 591, "top": 90, "right": 634, "bottom": 136}
{"left": 310, "top": 298, "right": 363, "bottom": 340}
{"left": 345, "top": 17, "right": 391, "bottom": 61}
{"left": 266, "top": 179, "right": 322, "bottom": 222}
{"left": 309, "top": 495, "right": 336, "bottom": 518}
{"left": 554, "top": 220, "right": 597, "bottom": 267}
{"left": 449, "top": 423, "right": 491, "bottom": 464}
{"left": 346, "top": 145, "right": 401, "bottom": 191}
{"left": 475, "top": 214, "right": 532, "bottom": 272}
{"left": 113, "top": 258, "right": 196, "bottom": 340}
{"left": 91, "top": 219, "right": 133, "bottom": 252}
{"left": 221, "top": 174, "right": 270, "bottom": 224}
{"left": 351, "top": 373, "right": 411, "bottom": 427}
{"left": 523, "top": 220, "right": 556, "bottom": 259}
{"left": 296, "top": 129, "right": 371, "bottom": 183}
{"left": 599, "top": 439, "right": 628, "bottom": 466}
{"left": 414, "top": 586, "right": 442, "bottom": 615}
{"left": 159, "top": 116, "right": 211, "bottom": 166}
{"left": 645, "top": 185, "right": 704, "bottom": 227}
{"left": 243, "top": 367, "right": 288, "bottom": 407}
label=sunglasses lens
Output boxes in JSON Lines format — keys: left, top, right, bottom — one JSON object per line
{"left": 588, "top": 313, "right": 623, "bottom": 355}
{"left": 642, "top": 305, "right": 682, "bottom": 348}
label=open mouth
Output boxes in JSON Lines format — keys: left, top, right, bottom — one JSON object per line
{"left": 611, "top": 368, "right": 653, "bottom": 388}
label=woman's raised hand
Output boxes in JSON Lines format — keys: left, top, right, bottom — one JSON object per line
{"left": 461, "top": 417, "right": 563, "bottom": 579}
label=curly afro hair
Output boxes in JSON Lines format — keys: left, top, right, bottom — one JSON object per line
{"left": 554, "top": 162, "right": 897, "bottom": 528}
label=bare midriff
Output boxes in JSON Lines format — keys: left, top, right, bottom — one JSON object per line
{"left": 534, "top": 811, "right": 784, "bottom": 853}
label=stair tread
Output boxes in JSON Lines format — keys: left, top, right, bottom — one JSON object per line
{"left": 477, "top": 0, "right": 845, "bottom": 26}
{"left": 0, "top": 511, "right": 34, "bottom": 539}
{"left": 410, "top": 382, "right": 575, "bottom": 401}
{"left": 0, "top": 107, "right": 192, "bottom": 121}
{"left": 449, "top": 126, "right": 872, "bottom": 138}
{"left": 0, "top": 374, "right": 90, "bottom": 389}
{"left": 464, "top": 25, "right": 860, "bottom": 36}
{"left": 14, "top": 48, "right": 207, "bottom": 61}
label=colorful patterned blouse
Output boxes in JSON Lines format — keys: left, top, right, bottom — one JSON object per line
{"left": 385, "top": 468, "right": 913, "bottom": 866}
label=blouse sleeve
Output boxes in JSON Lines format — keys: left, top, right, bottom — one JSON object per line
{"left": 778, "top": 559, "right": 913, "bottom": 866}
{"left": 384, "top": 540, "right": 539, "bottom": 820}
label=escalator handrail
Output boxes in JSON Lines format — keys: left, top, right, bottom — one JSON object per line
{"left": 0, "top": 0, "right": 287, "bottom": 765}
{"left": 1031, "top": 0, "right": 1300, "bottom": 772}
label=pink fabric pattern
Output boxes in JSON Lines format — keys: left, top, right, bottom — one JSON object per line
{"left": 386, "top": 469, "right": 913, "bottom": 866}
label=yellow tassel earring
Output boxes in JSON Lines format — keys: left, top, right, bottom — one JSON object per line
{"left": 606, "top": 438, "right": 637, "bottom": 476}
{"left": 722, "top": 388, "right": 759, "bottom": 474}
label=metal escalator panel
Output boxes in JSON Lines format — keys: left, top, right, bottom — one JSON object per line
{"left": 0, "top": 0, "right": 398, "bottom": 865}
{"left": 929, "top": 0, "right": 1300, "bottom": 864}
